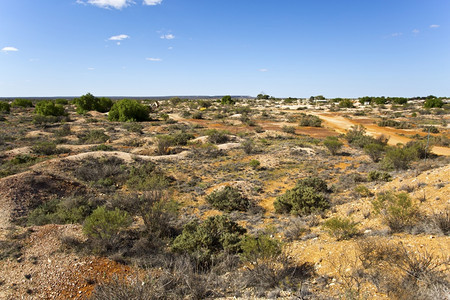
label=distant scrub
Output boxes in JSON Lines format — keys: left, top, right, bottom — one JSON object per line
{"left": 0, "top": 101, "right": 11, "bottom": 113}
{"left": 12, "top": 99, "right": 33, "bottom": 108}
{"left": 108, "top": 99, "right": 150, "bottom": 122}
{"left": 74, "top": 93, "right": 113, "bottom": 113}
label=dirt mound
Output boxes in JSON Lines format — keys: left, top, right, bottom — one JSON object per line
{"left": 0, "top": 171, "right": 87, "bottom": 228}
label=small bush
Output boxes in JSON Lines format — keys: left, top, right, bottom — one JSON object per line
{"left": 108, "top": 99, "right": 150, "bottom": 122}
{"left": 339, "top": 99, "right": 354, "bottom": 108}
{"left": 35, "top": 101, "right": 66, "bottom": 116}
{"left": 12, "top": 99, "right": 33, "bottom": 108}
{"left": 221, "top": 95, "right": 235, "bottom": 105}
{"left": 381, "top": 146, "right": 417, "bottom": 171}
{"left": 78, "top": 130, "right": 109, "bottom": 144}
{"left": 32, "top": 141, "right": 58, "bottom": 155}
{"left": 354, "top": 185, "right": 373, "bottom": 197}
{"left": 206, "top": 129, "right": 229, "bottom": 144}
{"left": 0, "top": 101, "right": 11, "bottom": 113}
{"left": 423, "top": 126, "right": 439, "bottom": 134}
{"left": 123, "top": 122, "right": 143, "bottom": 134}
{"left": 368, "top": 170, "right": 391, "bottom": 182}
{"left": 364, "top": 143, "right": 386, "bottom": 162}
{"left": 372, "top": 192, "right": 419, "bottom": 231}
{"left": 299, "top": 114, "right": 322, "bottom": 127}
{"left": 83, "top": 206, "right": 132, "bottom": 251}
{"left": 241, "top": 234, "right": 282, "bottom": 262}
{"left": 282, "top": 125, "right": 296, "bottom": 134}
{"left": 206, "top": 186, "right": 250, "bottom": 212}
{"left": 424, "top": 98, "right": 444, "bottom": 108}
{"left": 323, "top": 136, "right": 343, "bottom": 155}
{"left": 172, "top": 132, "right": 195, "bottom": 146}
{"left": 126, "top": 162, "right": 170, "bottom": 191}
{"left": 155, "top": 135, "right": 175, "bottom": 155}
{"left": 323, "top": 217, "right": 358, "bottom": 240}
{"left": 55, "top": 99, "right": 68, "bottom": 105}
{"left": 249, "top": 159, "right": 261, "bottom": 170}
{"left": 171, "top": 215, "right": 246, "bottom": 268}
{"left": 242, "top": 139, "right": 254, "bottom": 154}
{"left": 274, "top": 177, "right": 330, "bottom": 215}
{"left": 74, "top": 93, "right": 113, "bottom": 113}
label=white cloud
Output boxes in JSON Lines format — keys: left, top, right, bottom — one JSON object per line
{"left": 146, "top": 57, "right": 162, "bottom": 61}
{"left": 430, "top": 24, "right": 440, "bottom": 28}
{"left": 88, "top": 67, "right": 95, "bottom": 70}
{"left": 391, "top": 32, "right": 402, "bottom": 37}
{"left": 109, "top": 34, "right": 130, "bottom": 41}
{"left": 160, "top": 34, "right": 175, "bottom": 40}
{"left": 143, "top": 0, "right": 162, "bottom": 5}
{"left": 258, "top": 69, "right": 268, "bottom": 72}
{"left": 78, "top": 0, "right": 134, "bottom": 9}
{"left": 412, "top": 29, "right": 420, "bottom": 34}
{"left": 168, "top": 46, "right": 173, "bottom": 50}
{"left": 1, "top": 47, "right": 19, "bottom": 52}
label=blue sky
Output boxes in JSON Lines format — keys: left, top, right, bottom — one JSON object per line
{"left": 0, "top": 0, "right": 449, "bottom": 98}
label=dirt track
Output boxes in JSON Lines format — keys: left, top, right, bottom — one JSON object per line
{"left": 314, "top": 113, "right": 450, "bottom": 156}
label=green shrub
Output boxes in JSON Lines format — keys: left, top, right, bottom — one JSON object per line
{"left": 0, "top": 101, "right": 11, "bottom": 113}
{"left": 35, "top": 101, "right": 66, "bottom": 116}
{"left": 372, "top": 192, "right": 419, "bottom": 231}
{"left": 54, "top": 124, "right": 71, "bottom": 137}
{"left": 282, "top": 125, "right": 296, "bottom": 134}
{"left": 344, "top": 125, "right": 385, "bottom": 148}
{"left": 126, "top": 162, "right": 170, "bottom": 191}
{"left": 32, "top": 115, "right": 60, "bottom": 125}
{"left": 108, "top": 99, "right": 150, "bottom": 122}
{"left": 274, "top": 177, "right": 330, "bottom": 215}
{"left": 323, "top": 136, "right": 343, "bottom": 155}
{"left": 55, "top": 99, "right": 68, "bottom": 105}
{"left": 171, "top": 215, "right": 246, "bottom": 267}
{"left": 221, "top": 95, "right": 235, "bottom": 105}
{"left": 73, "top": 93, "right": 113, "bottom": 113}
{"left": 12, "top": 99, "right": 33, "bottom": 107}
{"left": 338, "top": 99, "right": 354, "bottom": 108}
{"left": 78, "top": 130, "right": 109, "bottom": 144}
{"left": 172, "top": 132, "right": 195, "bottom": 146}
{"left": 92, "top": 144, "right": 115, "bottom": 151}
{"left": 32, "top": 141, "right": 58, "bottom": 155}
{"left": 206, "top": 129, "right": 229, "bottom": 144}
{"left": 249, "top": 159, "right": 261, "bottom": 170}
{"left": 123, "top": 122, "right": 143, "bottom": 133}
{"left": 241, "top": 234, "right": 282, "bottom": 262}
{"left": 368, "top": 170, "right": 392, "bottom": 182}
{"left": 424, "top": 98, "right": 444, "bottom": 108}
{"left": 206, "top": 186, "right": 250, "bottom": 212}
{"left": 364, "top": 143, "right": 386, "bottom": 162}
{"left": 423, "top": 126, "right": 439, "bottom": 134}
{"left": 323, "top": 217, "right": 358, "bottom": 240}
{"left": 155, "top": 135, "right": 175, "bottom": 155}
{"left": 10, "top": 154, "right": 36, "bottom": 165}
{"left": 191, "top": 111, "right": 203, "bottom": 119}
{"left": 83, "top": 206, "right": 132, "bottom": 250}
{"left": 354, "top": 184, "right": 373, "bottom": 197}
{"left": 96, "top": 97, "right": 113, "bottom": 113}
{"left": 381, "top": 146, "right": 417, "bottom": 170}
{"left": 299, "top": 114, "right": 322, "bottom": 127}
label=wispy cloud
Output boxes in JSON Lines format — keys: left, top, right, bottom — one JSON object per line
{"left": 160, "top": 34, "right": 175, "bottom": 40}
{"left": 430, "top": 24, "right": 440, "bottom": 28}
{"left": 78, "top": 0, "right": 162, "bottom": 9}
{"left": 391, "top": 32, "right": 403, "bottom": 37}
{"left": 1, "top": 46, "right": 19, "bottom": 52}
{"left": 109, "top": 34, "right": 130, "bottom": 41}
{"left": 77, "top": 0, "right": 134, "bottom": 10}
{"left": 146, "top": 57, "right": 162, "bottom": 61}
{"left": 168, "top": 46, "right": 173, "bottom": 50}
{"left": 88, "top": 67, "right": 95, "bottom": 70}
{"left": 143, "top": 0, "right": 162, "bottom": 5}
{"left": 258, "top": 69, "right": 268, "bottom": 72}
{"left": 412, "top": 29, "right": 420, "bottom": 34}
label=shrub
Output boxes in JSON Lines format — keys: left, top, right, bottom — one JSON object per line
{"left": 241, "top": 234, "right": 282, "bottom": 262}
{"left": 191, "top": 111, "right": 203, "bottom": 119}
{"left": 242, "top": 139, "right": 254, "bottom": 154}
{"left": 221, "top": 95, "right": 235, "bottom": 105}
{"left": 299, "top": 114, "right": 322, "bottom": 127}
{"left": 35, "top": 101, "right": 66, "bottom": 116}
{"left": 205, "top": 129, "right": 229, "bottom": 144}
{"left": 423, "top": 126, "right": 439, "bottom": 134}
{"left": 381, "top": 146, "right": 417, "bottom": 170}
{"left": 372, "top": 192, "right": 419, "bottom": 231}
{"left": 323, "top": 217, "right": 358, "bottom": 240}
{"left": 354, "top": 185, "right": 373, "bottom": 197}
{"left": 55, "top": 99, "right": 68, "bottom": 105}
{"left": 172, "top": 132, "right": 195, "bottom": 146}
{"left": 344, "top": 125, "right": 386, "bottom": 148}
{"left": 206, "top": 186, "right": 250, "bottom": 212}
{"left": 73, "top": 93, "right": 113, "bottom": 113}
{"left": 32, "top": 115, "right": 60, "bottom": 125}
{"left": 32, "top": 141, "right": 58, "bottom": 155}
{"left": 368, "top": 170, "right": 392, "bottom": 182}
{"left": 12, "top": 99, "right": 33, "bottom": 107}
{"left": 249, "top": 159, "right": 261, "bottom": 170}
{"left": 323, "top": 136, "right": 343, "bottom": 155}
{"left": 78, "top": 130, "right": 109, "bottom": 144}
{"left": 126, "top": 162, "right": 170, "bottom": 191}
{"left": 96, "top": 97, "right": 113, "bottom": 113}
{"left": 274, "top": 177, "right": 330, "bottom": 215}
{"left": 83, "top": 206, "right": 132, "bottom": 250}
{"left": 108, "top": 99, "right": 150, "bottom": 122}
{"left": 338, "top": 99, "right": 354, "bottom": 108}
{"left": 364, "top": 143, "right": 386, "bottom": 162}
{"left": 424, "top": 98, "right": 444, "bottom": 108}
{"left": 282, "top": 125, "right": 296, "bottom": 134}
{"left": 0, "top": 101, "right": 11, "bottom": 113}
{"left": 155, "top": 135, "right": 175, "bottom": 155}
{"left": 171, "top": 215, "right": 246, "bottom": 267}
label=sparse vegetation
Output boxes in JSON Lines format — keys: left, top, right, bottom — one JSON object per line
{"left": 108, "top": 99, "right": 150, "bottom": 122}
{"left": 206, "top": 186, "right": 250, "bottom": 212}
